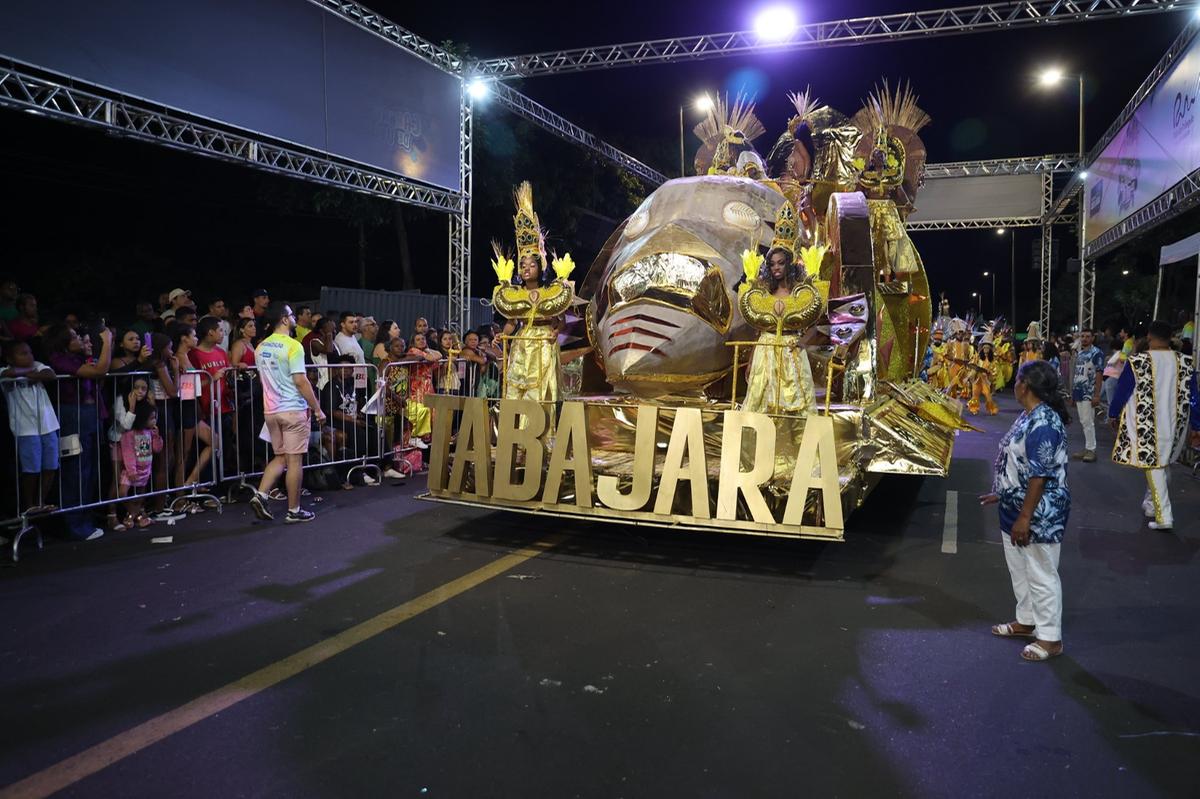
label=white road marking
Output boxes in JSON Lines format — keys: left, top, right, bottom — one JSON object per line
{"left": 942, "top": 490, "right": 958, "bottom": 554}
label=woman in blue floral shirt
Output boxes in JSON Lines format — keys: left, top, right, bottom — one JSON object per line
{"left": 980, "top": 360, "right": 1072, "bottom": 661}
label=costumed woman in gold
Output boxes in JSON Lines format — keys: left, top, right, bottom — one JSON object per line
{"left": 993, "top": 325, "right": 1014, "bottom": 390}
{"left": 1020, "top": 322, "right": 1043, "bottom": 368}
{"left": 927, "top": 327, "right": 949, "bottom": 390}
{"left": 738, "top": 199, "right": 824, "bottom": 414}
{"left": 966, "top": 328, "right": 999, "bottom": 415}
{"left": 944, "top": 318, "right": 974, "bottom": 399}
{"left": 491, "top": 181, "right": 576, "bottom": 403}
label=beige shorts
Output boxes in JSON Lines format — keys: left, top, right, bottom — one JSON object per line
{"left": 265, "top": 410, "right": 310, "bottom": 455}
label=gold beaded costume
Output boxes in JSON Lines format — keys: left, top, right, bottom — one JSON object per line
{"left": 737, "top": 200, "right": 824, "bottom": 414}
{"left": 492, "top": 182, "right": 576, "bottom": 403}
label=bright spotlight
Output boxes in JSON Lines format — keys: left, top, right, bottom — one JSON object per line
{"left": 983, "top": 271, "right": 990, "bottom": 277}
{"left": 695, "top": 94, "right": 714, "bottom": 112}
{"left": 995, "top": 227, "right": 1006, "bottom": 235}
{"left": 1122, "top": 269, "right": 1130, "bottom": 276}
{"left": 467, "top": 78, "right": 490, "bottom": 101}
{"left": 1079, "top": 170, "right": 1089, "bottom": 180}
{"left": 1039, "top": 67, "right": 1065, "bottom": 86}
{"left": 971, "top": 292, "right": 978, "bottom": 297}
{"left": 754, "top": 6, "right": 799, "bottom": 40}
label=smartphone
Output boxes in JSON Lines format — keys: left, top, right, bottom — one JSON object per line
{"left": 143, "top": 333, "right": 152, "bottom": 350}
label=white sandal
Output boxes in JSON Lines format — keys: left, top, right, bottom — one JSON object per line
{"left": 991, "top": 623, "right": 1035, "bottom": 638}
{"left": 1021, "top": 642, "right": 1063, "bottom": 661}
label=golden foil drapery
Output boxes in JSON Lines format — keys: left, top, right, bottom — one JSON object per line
{"left": 742, "top": 334, "right": 817, "bottom": 415}
{"left": 503, "top": 323, "right": 561, "bottom": 403}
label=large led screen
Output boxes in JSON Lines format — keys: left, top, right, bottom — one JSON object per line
{"left": 0, "top": 0, "right": 461, "bottom": 191}
{"left": 1086, "top": 31, "right": 1200, "bottom": 244}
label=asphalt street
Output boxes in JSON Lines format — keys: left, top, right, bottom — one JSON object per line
{"left": 1, "top": 393, "right": 1197, "bottom": 798}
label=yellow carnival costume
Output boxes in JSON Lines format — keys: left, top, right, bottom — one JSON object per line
{"left": 927, "top": 331, "right": 950, "bottom": 390}
{"left": 994, "top": 336, "right": 1014, "bottom": 390}
{"left": 492, "top": 182, "right": 575, "bottom": 403}
{"left": 965, "top": 328, "right": 998, "bottom": 415}
{"left": 944, "top": 320, "right": 974, "bottom": 399}
{"left": 737, "top": 201, "right": 824, "bottom": 414}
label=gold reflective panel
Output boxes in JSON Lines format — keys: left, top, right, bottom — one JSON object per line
{"left": 595, "top": 405, "right": 658, "bottom": 511}
{"left": 782, "top": 414, "right": 843, "bottom": 529}
{"left": 493, "top": 399, "right": 547, "bottom": 502}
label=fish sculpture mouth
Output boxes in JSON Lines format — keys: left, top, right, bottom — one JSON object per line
{"left": 606, "top": 252, "right": 732, "bottom": 336}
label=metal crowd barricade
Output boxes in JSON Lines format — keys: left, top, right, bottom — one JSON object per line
{"left": 217, "top": 362, "right": 384, "bottom": 497}
{"left": 378, "top": 358, "right": 429, "bottom": 478}
{"left": 1, "top": 369, "right": 221, "bottom": 562}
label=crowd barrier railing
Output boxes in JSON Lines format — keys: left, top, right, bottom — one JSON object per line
{"left": 1, "top": 369, "right": 222, "bottom": 561}
{"left": 217, "top": 362, "right": 385, "bottom": 499}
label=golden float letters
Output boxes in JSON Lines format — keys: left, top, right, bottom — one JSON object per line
{"left": 595, "top": 405, "right": 658, "bottom": 511}
{"left": 543, "top": 401, "right": 594, "bottom": 508}
{"left": 424, "top": 397, "right": 842, "bottom": 530}
{"left": 717, "top": 411, "right": 777, "bottom": 523}
{"left": 653, "top": 408, "right": 710, "bottom": 519}
{"left": 493, "top": 399, "right": 547, "bottom": 501}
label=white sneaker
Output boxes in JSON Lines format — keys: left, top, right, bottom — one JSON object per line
{"left": 412, "top": 439, "right": 429, "bottom": 450}
{"left": 383, "top": 468, "right": 406, "bottom": 480}
{"left": 361, "top": 474, "right": 378, "bottom": 486}
{"left": 1148, "top": 521, "right": 1173, "bottom": 531}
{"left": 84, "top": 528, "right": 105, "bottom": 541}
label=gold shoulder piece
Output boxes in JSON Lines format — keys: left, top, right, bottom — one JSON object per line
{"left": 492, "top": 282, "right": 574, "bottom": 321}
{"left": 738, "top": 280, "right": 825, "bottom": 334}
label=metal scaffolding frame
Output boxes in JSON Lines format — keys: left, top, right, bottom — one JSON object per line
{"left": 448, "top": 86, "right": 473, "bottom": 333}
{"left": 311, "top": 0, "right": 464, "bottom": 73}
{"left": 471, "top": 0, "right": 1197, "bottom": 79}
{"left": 1040, "top": 173, "right": 1055, "bottom": 336}
{"left": 922, "top": 154, "right": 1078, "bottom": 179}
{"left": 0, "top": 61, "right": 465, "bottom": 213}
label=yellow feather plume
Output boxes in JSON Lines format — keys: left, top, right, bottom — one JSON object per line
{"left": 799, "top": 244, "right": 828, "bottom": 277}
{"left": 740, "top": 248, "right": 764, "bottom": 294}
{"left": 490, "top": 240, "right": 514, "bottom": 284}
{"left": 551, "top": 252, "right": 576, "bottom": 281}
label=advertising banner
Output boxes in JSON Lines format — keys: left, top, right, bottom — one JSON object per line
{"left": 1086, "top": 32, "right": 1200, "bottom": 244}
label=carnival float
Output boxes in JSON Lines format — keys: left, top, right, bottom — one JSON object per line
{"left": 421, "top": 83, "right": 972, "bottom": 540}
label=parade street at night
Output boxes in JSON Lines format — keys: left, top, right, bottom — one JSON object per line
{"left": 2, "top": 395, "right": 1198, "bottom": 798}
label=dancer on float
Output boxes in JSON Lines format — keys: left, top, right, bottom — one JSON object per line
{"left": 491, "top": 181, "right": 575, "bottom": 403}
{"left": 737, "top": 199, "right": 824, "bottom": 415}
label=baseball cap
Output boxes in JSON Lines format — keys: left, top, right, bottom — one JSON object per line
{"left": 251, "top": 288, "right": 270, "bottom": 299}
{"left": 168, "top": 288, "right": 191, "bottom": 302}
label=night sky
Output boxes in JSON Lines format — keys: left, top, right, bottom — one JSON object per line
{"left": 2, "top": 1, "right": 1195, "bottom": 329}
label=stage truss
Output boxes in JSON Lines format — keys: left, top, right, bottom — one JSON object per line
{"left": 470, "top": 0, "right": 1198, "bottom": 78}
{"left": 2, "top": 0, "right": 1193, "bottom": 335}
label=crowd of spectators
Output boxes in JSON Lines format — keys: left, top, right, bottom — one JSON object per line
{"left": 0, "top": 277, "right": 503, "bottom": 544}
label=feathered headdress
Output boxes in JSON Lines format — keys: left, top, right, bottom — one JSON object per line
{"left": 693, "top": 92, "right": 766, "bottom": 146}
{"left": 512, "top": 181, "right": 545, "bottom": 263}
{"left": 862, "top": 80, "right": 931, "bottom": 136}
{"left": 490, "top": 240, "right": 514, "bottom": 284}
{"left": 786, "top": 87, "right": 822, "bottom": 138}
{"left": 1025, "top": 321, "right": 1043, "bottom": 342}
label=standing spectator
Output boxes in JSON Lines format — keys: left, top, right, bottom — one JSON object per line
{"left": 205, "top": 297, "right": 231, "bottom": 349}
{"left": 172, "top": 324, "right": 212, "bottom": 499}
{"left": 250, "top": 289, "right": 270, "bottom": 327}
{"left": 1108, "top": 320, "right": 1200, "bottom": 531}
{"left": 110, "top": 328, "right": 150, "bottom": 373}
{"left": 157, "top": 292, "right": 171, "bottom": 317}
{"left": 357, "top": 317, "right": 379, "bottom": 361}
{"left": 1101, "top": 333, "right": 1127, "bottom": 408}
{"left": 0, "top": 279, "right": 20, "bottom": 322}
{"left": 1, "top": 340, "right": 60, "bottom": 513}
{"left": 438, "top": 329, "right": 461, "bottom": 393}
{"left": 303, "top": 316, "right": 336, "bottom": 391}
{"left": 334, "top": 312, "right": 365, "bottom": 364}
{"left": 45, "top": 323, "right": 113, "bottom": 540}
{"left": 412, "top": 317, "right": 430, "bottom": 343}
{"left": 105, "top": 374, "right": 151, "bottom": 530}
{"left": 190, "top": 317, "right": 238, "bottom": 482}
{"left": 7, "top": 294, "right": 42, "bottom": 342}
{"left": 173, "top": 306, "right": 198, "bottom": 328}
{"left": 130, "top": 302, "right": 159, "bottom": 336}
{"left": 115, "top": 402, "right": 163, "bottom": 530}
{"left": 405, "top": 333, "right": 439, "bottom": 446}
{"left": 371, "top": 320, "right": 401, "bottom": 369}
{"left": 145, "top": 331, "right": 178, "bottom": 517}
{"left": 230, "top": 317, "right": 258, "bottom": 368}
{"left": 1041, "top": 340, "right": 1060, "bottom": 372}
{"left": 160, "top": 288, "right": 192, "bottom": 321}
{"left": 981, "top": 360, "right": 1071, "bottom": 662}
{"left": 294, "top": 305, "right": 314, "bottom": 342}
{"left": 1070, "top": 328, "right": 1105, "bottom": 463}
{"left": 249, "top": 303, "right": 325, "bottom": 523}
{"left": 460, "top": 330, "right": 487, "bottom": 396}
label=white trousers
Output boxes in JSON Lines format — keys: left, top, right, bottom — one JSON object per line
{"left": 1075, "top": 400, "right": 1097, "bottom": 451}
{"left": 1143, "top": 468, "right": 1173, "bottom": 526}
{"left": 1002, "top": 533, "right": 1062, "bottom": 642}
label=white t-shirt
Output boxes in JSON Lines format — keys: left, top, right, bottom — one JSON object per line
{"left": 1, "top": 362, "right": 61, "bottom": 436}
{"left": 334, "top": 332, "right": 365, "bottom": 364}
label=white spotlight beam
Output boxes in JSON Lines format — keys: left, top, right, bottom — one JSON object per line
{"left": 471, "top": 0, "right": 1198, "bottom": 79}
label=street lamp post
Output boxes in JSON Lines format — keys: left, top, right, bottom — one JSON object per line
{"left": 1040, "top": 67, "right": 1088, "bottom": 328}
{"left": 971, "top": 291, "right": 981, "bottom": 315}
{"left": 996, "top": 227, "right": 1016, "bottom": 326}
{"left": 983, "top": 271, "right": 996, "bottom": 317}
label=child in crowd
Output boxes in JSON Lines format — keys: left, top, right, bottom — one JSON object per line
{"left": 405, "top": 333, "right": 440, "bottom": 446}
{"left": 117, "top": 402, "right": 163, "bottom": 530}
{"left": 1, "top": 340, "right": 60, "bottom": 514}
{"left": 106, "top": 375, "right": 151, "bottom": 530}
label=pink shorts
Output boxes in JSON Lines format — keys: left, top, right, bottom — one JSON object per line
{"left": 266, "top": 411, "right": 310, "bottom": 455}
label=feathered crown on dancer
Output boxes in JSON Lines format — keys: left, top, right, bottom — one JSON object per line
{"left": 693, "top": 93, "right": 765, "bottom": 175}
{"left": 512, "top": 181, "right": 545, "bottom": 266}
